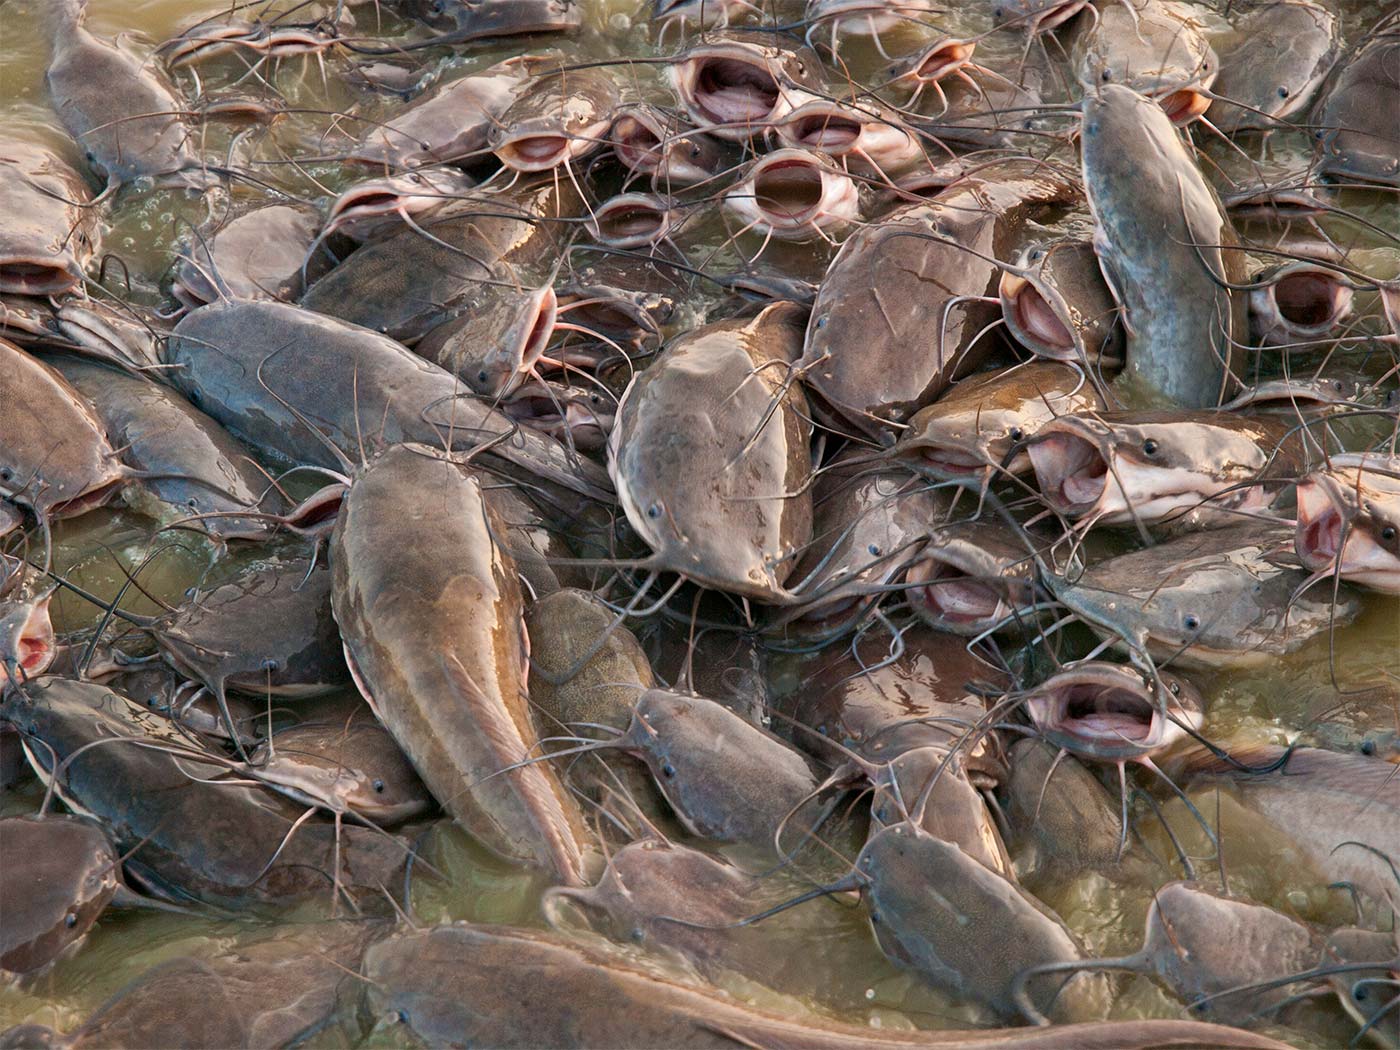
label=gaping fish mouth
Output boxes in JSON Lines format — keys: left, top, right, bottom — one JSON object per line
{"left": 1025, "top": 670, "right": 1167, "bottom": 757}
{"left": 999, "top": 271, "right": 1075, "bottom": 357}
{"left": 611, "top": 114, "right": 665, "bottom": 171}
{"left": 1253, "top": 266, "right": 1353, "bottom": 339}
{"left": 906, "top": 557, "right": 1007, "bottom": 628}
{"left": 688, "top": 56, "right": 781, "bottom": 127}
{"left": 1159, "top": 88, "right": 1212, "bottom": 126}
{"left": 506, "top": 389, "right": 613, "bottom": 447}
{"left": 0, "top": 597, "right": 55, "bottom": 687}
{"left": 495, "top": 134, "right": 573, "bottom": 172}
{"left": 589, "top": 195, "right": 671, "bottom": 248}
{"left": 908, "top": 39, "right": 975, "bottom": 81}
{"left": 781, "top": 105, "right": 864, "bottom": 151}
{"left": 1295, "top": 478, "right": 1400, "bottom": 592}
{"left": 0, "top": 259, "right": 79, "bottom": 297}
{"left": 49, "top": 478, "right": 125, "bottom": 520}
{"left": 1024, "top": 0, "right": 1088, "bottom": 32}
{"left": 753, "top": 157, "right": 827, "bottom": 226}
{"left": 328, "top": 190, "right": 405, "bottom": 229}
{"left": 1027, "top": 429, "right": 1108, "bottom": 514}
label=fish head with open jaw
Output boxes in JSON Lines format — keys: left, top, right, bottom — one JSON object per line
{"left": 1296, "top": 453, "right": 1400, "bottom": 594}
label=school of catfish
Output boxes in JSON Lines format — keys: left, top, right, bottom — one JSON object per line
{"left": 0, "top": 0, "right": 1397, "bottom": 1046}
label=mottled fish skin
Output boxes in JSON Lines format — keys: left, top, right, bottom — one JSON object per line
{"left": 800, "top": 159, "right": 1079, "bottom": 436}
{"left": 1312, "top": 28, "right": 1400, "bottom": 187}
{"left": 331, "top": 443, "right": 594, "bottom": 885}
{"left": 42, "top": 0, "right": 204, "bottom": 187}
{"left": 1081, "top": 84, "right": 1246, "bottom": 407}
{"left": 171, "top": 204, "right": 322, "bottom": 309}
{"left": 165, "top": 298, "right": 613, "bottom": 506}
{"left": 0, "top": 139, "right": 98, "bottom": 296}
{"left": 609, "top": 301, "right": 813, "bottom": 602}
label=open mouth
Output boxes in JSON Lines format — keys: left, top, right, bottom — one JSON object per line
{"left": 0, "top": 260, "right": 79, "bottom": 297}
{"left": 1024, "top": 669, "right": 1168, "bottom": 758}
{"left": 692, "top": 58, "right": 780, "bottom": 125}
{"left": 1027, "top": 0, "right": 1087, "bottom": 31}
{"left": 49, "top": 478, "right": 124, "bottom": 520}
{"left": 908, "top": 445, "right": 987, "bottom": 478}
{"left": 907, "top": 557, "right": 1005, "bottom": 628}
{"left": 496, "top": 134, "right": 572, "bottom": 172}
{"left": 784, "top": 108, "right": 863, "bottom": 151}
{"left": 753, "top": 158, "right": 826, "bottom": 226}
{"left": 1298, "top": 505, "right": 1344, "bottom": 565}
{"left": 1027, "top": 430, "right": 1107, "bottom": 513}
{"left": 1159, "top": 88, "right": 1211, "bottom": 126}
{"left": 1, "top": 600, "right": 55, "bottom": 687}
{"left": 611, "top": 115, "right": 663, "bottom": 171}
{"left": 1055, "top": 683, "right": 1156, "bottom": 742}
{"left": 1269, "top": 268, "right": 1352, "bottom": 335}
{"left": 591, "top": 196, "right": 670, "bottom": 247}
{"left": 1000, "top": 272, "right": 1074, "bottom": 355}
{"left": 911, "top": 40, "right": 975, "bottom": 81}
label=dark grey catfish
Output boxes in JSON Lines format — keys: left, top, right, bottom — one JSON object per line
{"left": 0, "top": 138, "right": 98, "bottom": 296}
{"left": 1081, "top": 84, "right": 1246, "bottom": 407}
{"left": 1312, "top": 29, "right": 1400, "bottom": 187}
{"left": 165, "top": 299, "right": 612, "bottom": 503}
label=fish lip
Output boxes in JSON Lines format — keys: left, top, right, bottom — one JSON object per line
{"left": 1027, "top": 425, "right": 1109, "bottom": 515}
{"left": 0, "top": 258, "right": 80, "bottom": 297}
{"left": 1025, "top": 664, "right": 1185, "bottom": 760}
{"left": 809, "top": 0, "right": 934, "bottom": 34}
{"left": 726, "top": 150, "right": 858, "bottom": 237}
{"left": 999, "top": 269, "right": 1077, "bottom": 358}
{"left": 1250, "top": 263, "right": 1353, "bottom": 344}
{"left": 1295, "top": 473, "right": 1400, "bottom": 592}
{"left": 0, "top": 595, "right": 55, "bottom": 687}
{"left": 905, "top": 554, "right": 1010, "bottom": 632}
{"left": 900, "top": 442, "right": 991, "bottom": 479}
{"left": 673, "top": 50, "right": 784, "bottom": 136}
{"left": 588, "top": 193, "right": 675, "bottom": 248}
{"left": 902, "top": 38, "right": 976, "bottom": 82}
{"left": 494, "top": 133, "right": 572, "bottom": 171}
{"left": 1023, "top": 0, "right": 1087, "bottom": 32}
{"left": 1159, "top": 87, "right": 1212, "bottom": 125}
{"left": 776, "top": 100, "right": 865, "bottom": 152}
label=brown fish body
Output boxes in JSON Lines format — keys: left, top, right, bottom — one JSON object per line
{"left": 999, "top": 238, "right": 1121, "bottom": 366}
{"left": 361, "top": 922, "right": 1291, "bottom": 1049}
{"left": 171, "top": 203, "right": 322, "bottom": 309}
{"left": 0, "top": 340, "right": 123, "bottom": 521}
{"left": 0, "top": 138, "right": 98, "bottom": 296}
{"left": 301, "top": 178, "right": 578, "bottom": 343}
{"left": 53, "top": 356, "right": 280, "bottom": 541}
{"left": 331, "top": 444, "right": 593, "bottom": 884}
{"left": 0, "top": 815, "right": 118, "bottom": 974}
{"left": 166, "top": 299, "right": 612, "bottom": 505}
{"left": 609, "top": 301, "right": 813, "bottom": 602}
{"left": 1312, "top": 29, "right": 1400, "bottom": 187}
{"left": 801, "top": 161, "right": 1079, "bottom": 435}
{"left": 43, "top": 0, "right": 202, "bottom": 186}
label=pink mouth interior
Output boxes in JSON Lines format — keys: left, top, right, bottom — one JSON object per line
{"left": 1161, "top": 89, "right": 1211, "bottom": 126}
{"left": 500, "top": 135, "right": 570, "bottom": 170}
{"left": 1028, "top": 432, "right": 1107, "bottom": 511}
{"left": 1, "top": 608, "right": 55, "bottom": 685}
{"left": 920, "top": 570, "right": 1001, "bottom": 624}
{"left": 753, "top": 160, "right": 824, "bottom": 225}
{"left": 1010, "top": 281, "right": 1074, "bottom": 352}
{"left": 0, "top": 261, "right": 77, "bottom": 297}
{"left": 914, "top": 41, "right": 974, "bottom": 81}
{"left": 789, "top": 111, "right": 862, "bottom": 150}
{"left": 1058, "top": 683, "right": 1154, "bottom": 742}
{"left": 596, "top": 202, "right": 666, "bottom": 242}
{"left": 695, "top": 59, "right": 779, "bottom": 124}
{"left": 1299, "top": 507, "right": 1343, "bottom": 563}
{"left": 613, "top": 117, "right": 662, "bottom": 171}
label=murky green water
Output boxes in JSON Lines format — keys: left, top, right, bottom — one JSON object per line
{"left": 1, "top": 0, "right": 1397, "bottom": 1044}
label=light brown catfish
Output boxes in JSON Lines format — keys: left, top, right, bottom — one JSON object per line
{"left": 348, "top": 56, "right": 531, "bottom": 170}
{"left": 1210, "top": 0, "right": 1338, "bottom": 134}
{"left": 331, "top": 443, "right": 594, "bottom": 884}
{"left": 301, "top": 177, "right": 578, "bottom": 344}
{"left": 667, "top": 32, "right": 826, "bottom": 142}
{"left": 43, "top": 0, "right": 204, "bottom": 188}
{"left": 0, "top": 138, "right": 98, "bottom": 296}
{"left": 1295, "top": 451, "right": 1400, "bottom": 594}
{"left": 0, "top": 339, "right": 124, "bottom": 523}
{"left": 893, "top": 362, "right": 1104, "bottom": 481}
{"left": 801, "top": 161, "right": 1080, "bottom": 436}
{"left": 165, "top": 299, "right": 613, "bottom": 505}
{"left": 1081, "top": 84, "right": 1246, "bottom": 407}
{"left": 1173, "top": 743, "right": 1400, "bottom": 913}
{"left": 608, "top": 301, "right": 813, "bottom": 603}
{"left": 906, "top": 520, "right": 1038, "bottom": 636}
{"left": 361, "top": 922, "right": 1292, "bottom": 1049}
{"left": 0, "top": 815, "right": 118, "bottom": 974}
{"left": 489, "top": 66, "right": 618, "bottom": 172}
{"left": 52, "top": 357, "right": 280, "bottom": 541}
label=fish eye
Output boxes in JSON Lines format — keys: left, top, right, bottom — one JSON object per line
{"left": 0, "top": 468, "right": 12, "bottom": 482}
{"left": 868, "top": 543, "right": 881, "bottom": 556}
{"left": 1382, "top": 526, "right": 1397, "bottom": 542}
{"left": 1169, "top": 681, "right": 1180, "bottom": 695}
{"left": 1101, "top": 69, "right": 1112, "bottom": 82}
{"left": 65, "top": 913, "right": 77, "bottom": 928}
{"left": 660, "top": 761, "right": 676, "bottom": 778}
{"left": 815, "top": 316, "right": 828, "bottom": 328}
{"left": 477, "top": 370, "right": 489, "bottom": 383}
{"left": 1361, "top": 738, "right": 1376, "bottom": 756}
{"left": 1354, "top": 986, "right": 1368, "bottom": 1002}
{"left": 1143, "top": 439, "right": 1159, "bottom": 455}
{"left": 260, "top": 658, "right": 279, "bottom": 671}
{"left": 372, "top": 778, "right": 385, "bottom": 792}
{"left": 1183, "top": 615, "right": 1200, "bottom": 631}
{"left": 1009, "top": 427, "right": 1024, "bottom": 441}
{"left": 184, "top": 586, "right": 198, "bottom": 598}
{"left": 646, "top": 503, "right": 661, "bottom": 519}
{"left": 1028, "top": 249, "right": 1042, "bottom": 261}
{"left": 1276, "top": 86, "right": 1289, "bottom": 99}
{"left": 394, "top": 1008, "right": 411, "bottom": 1023}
